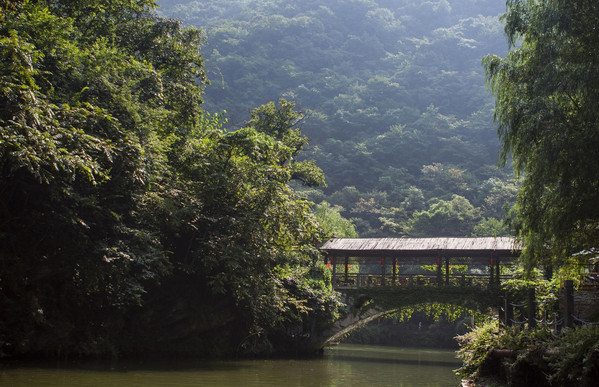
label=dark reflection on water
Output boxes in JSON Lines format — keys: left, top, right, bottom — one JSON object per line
{"left": 0, "top": 344, "right": 462, "bottom": 387}
{"left": 331, "top": 354, "right": 459, "bottom": 367}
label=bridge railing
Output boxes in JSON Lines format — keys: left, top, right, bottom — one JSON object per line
{"left": 333, "top": 273, "right": 510, "bottom": 289}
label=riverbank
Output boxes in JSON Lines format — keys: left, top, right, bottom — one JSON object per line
{"left": 455, "top": 322, "right": 599, "bottom": 386}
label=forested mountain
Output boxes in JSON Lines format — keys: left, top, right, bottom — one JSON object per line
{"left": 157, "top": 0, "right": 517, "bottom": 237}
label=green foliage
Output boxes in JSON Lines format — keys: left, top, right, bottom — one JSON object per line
{"left": 408, "top": 195, "right": 481, "bottom": 237}
{"left": 0, "top": 0, "right": 188, "bottom": 356}
{"left": 484, "top": 0, "right": 599, "bottom": 270}
{"left": 158, "top": 0, "right": 516, "bottom": 238}
{"left": 163, "top": 108, "right": 332, "bottom": 346}
{"left": 314, "top": 201, "right": 358, "bottom": 238}
{"left": 455, "top": 320, "right": 504, "bottom": 380}
{"left": 393, "top": 303, "right": 488, "bottom": 326}
{"left": 344, "top": 286, "right": 501, "bottom": 317}
{"left": 472, "top": 217, "right": 509, "bottom": 237}
{"left": 245, "top": 99, "right": 326, "bottom": 187}
{"left": 456, "top": 322, "right": 557, "bottom": 383}
{"left": 0, "top": 0, "right": 340, "bottom": 358}
{"left": 554, "top": 252, "right": 593, "bottom": 288}
{"left": 456, "top": 322, "right": 599, "bottom": 387}
{"left": 549, "top": 326, "right": 599, "bottom": 387}
{"left": 502, "top": 271, "right": 559, "bottom": 315}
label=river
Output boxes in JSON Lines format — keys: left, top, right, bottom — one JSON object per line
{"left": 0, "top": 344, "right": 462, "bottom": 386}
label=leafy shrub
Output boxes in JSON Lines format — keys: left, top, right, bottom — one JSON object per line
{"left": 457, "top": 323, "right": 599, "bottom": 386}
{"left": 549, "top": 326, "right": 599, "bottom": 387}
{"left": 455, "top": 320, "right": 503, "bottom": 380}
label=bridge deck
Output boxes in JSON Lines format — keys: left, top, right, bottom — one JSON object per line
{"left": 333, "top": 272, "right": 512, "bottom": 289}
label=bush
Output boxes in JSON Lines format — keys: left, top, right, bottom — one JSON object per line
{"left": 457, "top": 323, "right": 599, "bottom": 386}
{"left": 549, "top": 326, "right": 599, "bottom": 387}
{"left": 456, "top": 321, "right": 584, "bottom": 386}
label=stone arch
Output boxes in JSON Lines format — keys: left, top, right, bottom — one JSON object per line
{"left": 309, "top": 286, "right": 502, "bottom": 351}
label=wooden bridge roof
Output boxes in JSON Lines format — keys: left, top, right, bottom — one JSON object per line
{"left": 319, "top": 237, "right": 521, "bottom": 261}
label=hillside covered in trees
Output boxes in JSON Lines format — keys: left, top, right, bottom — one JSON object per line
{"left": 158, "top": 0, "right": 517, "bottom": 238}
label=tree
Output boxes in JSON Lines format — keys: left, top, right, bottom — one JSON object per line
{"left": 1, "top": 0, "right": 339, "bottom": 357}
{"left": 483, "top": 0, "right": 599, "bottom": 270}
{"left": 246, "top": 99, "right": 326, "bottom": 187}
{"left": 156, "top": 0, "right": 513, "bottom": 239}
{"left": 0, "top": 0, "right": 191, "bottom": 355}
{"left": 153, "top": 103, "right": 336, "bottom": 355}
{"left": 408, "top": 195, "right": 481, "bottom": 237}
{"left": 314, "top": 201, "right": 358, "bottom": 238}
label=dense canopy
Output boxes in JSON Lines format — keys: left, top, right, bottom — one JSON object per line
{"left": 484, "top": 0, "right": 599, "bottom": 270}
{"left": 158, "top": 0, "right": 516, "bottom": 239}
{"left": 0, "top": 0, "right": 339, "bottom": 357}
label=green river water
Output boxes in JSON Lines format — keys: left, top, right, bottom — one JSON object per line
{"left": 0, "top": 344, "right": 462, "bottom": 387}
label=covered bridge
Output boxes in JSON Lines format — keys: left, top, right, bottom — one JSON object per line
{"left": 319, "top": 237, "right": 522, "bottom": 288}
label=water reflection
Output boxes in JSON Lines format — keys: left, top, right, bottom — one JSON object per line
{"left": 0, "top": 345, "right": 462, "bottom": 387}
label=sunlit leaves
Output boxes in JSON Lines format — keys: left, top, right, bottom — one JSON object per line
{"left": 408, "top": 195, "right": 481, "bottom": 237}
{"left": 156, "top": 103, "right": 333, "bottom": 352}
{"left": 0, "top": 31, "right": 114, "bottom": 185}
{"left": 314, "top": 201, "right": 358, "bottom": 238}
{"left": 456, "top": 321, "right": 599, "bottom": 385}
{"left": 484, "top": 0, "right": 599, "bottom": 270}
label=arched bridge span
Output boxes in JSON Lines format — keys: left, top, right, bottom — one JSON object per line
{"left": 310, "top": 285, "right": 503, "bottom": 350}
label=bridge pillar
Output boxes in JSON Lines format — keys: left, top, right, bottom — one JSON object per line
{"left": 445, "top": 258, "right": 450, "bottom": 285}
{"left": 436, "top": 258, "right": 442, "bottom": 285}
{"left": 392, "top": 257, "right": 397, "bottom": 285}
{"left": 489, "top": 258, "right": 495, "bottom": 286}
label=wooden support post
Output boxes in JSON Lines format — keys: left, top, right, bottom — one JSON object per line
{"left": 332, "top": 258, "right": 337, "bottom": 287}
{"left": 445, "top": 258, "right": 450, "bottom": 285}
{"left": 392, "top": 257, "right": 397, "bottom": 285}
{"left": 564, "top": 280, "right": 574, "bottom": 328}
{"left": 344, "top": 255, "right": 349, "bottom": 284}
{"left": 527, "top": 287, "right": 536, "bottom": 329}
{"left": 380, "top": 258, "right": 385, "bottom": 286}
{"left": 495, "top": 258, "right": 501, "bottom": 286}
{"left": 436, "top": 258, "right": 442, "bottom": 285}
{"left": 489, "top": 258, "right": 494, "bottom": 286}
